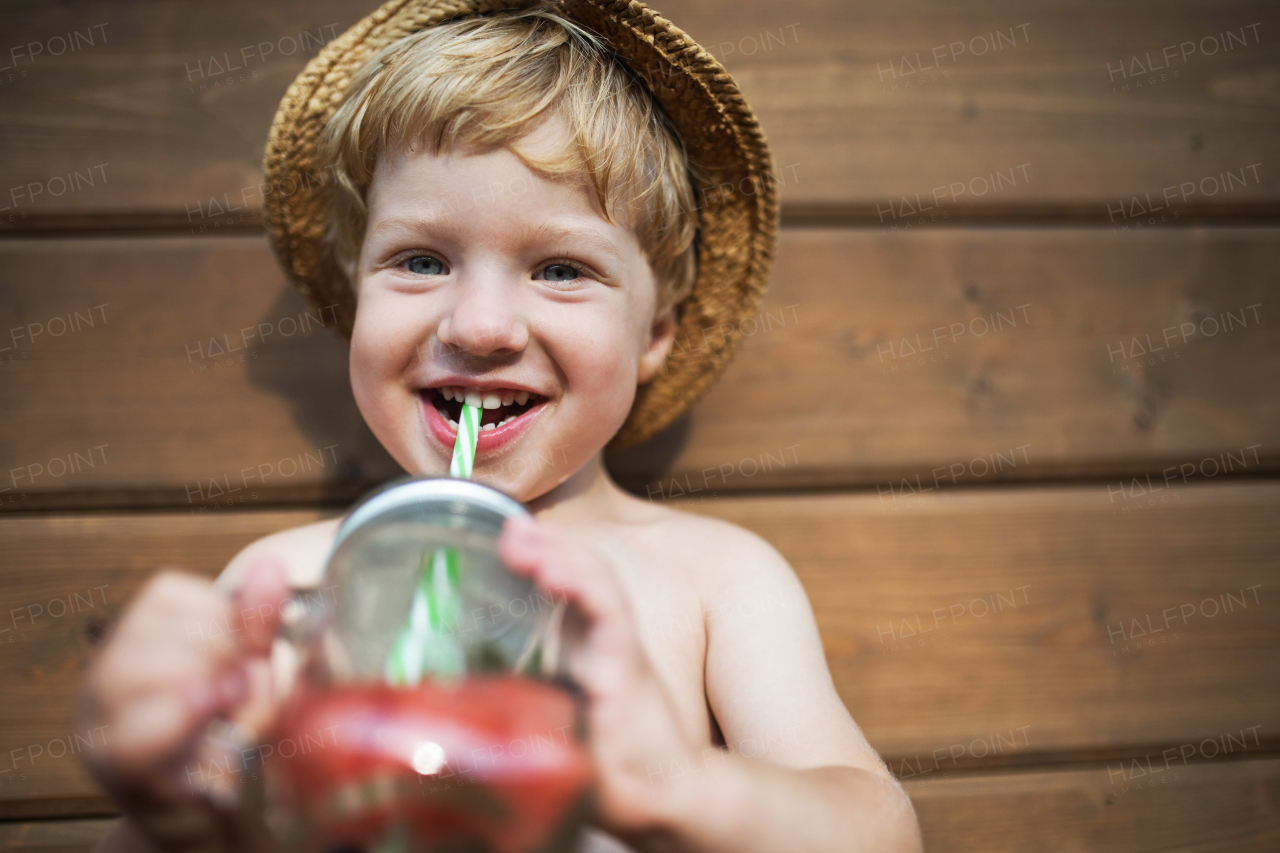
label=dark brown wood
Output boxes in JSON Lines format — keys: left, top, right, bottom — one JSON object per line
{"left": 2, "top": 482, "right": 1276, "bottom": 813}
{"left": 0, "top": 1, "right": 1277, "bottom": 225}
{"left": 4, "top": 756, "right": 1278, "bottom": 851}
{"left": 0, "top": 818, "right": 118, "bottom": 852}
{"left": 0, "top": 509, "right": 332, "bottom": 812}
{"left": 0, "top": 236, "right": 402, "bottom": 512}
{"left": 685, "top": 481, "right": 1280, "bottom": 764}
{"left": 907, "top": 756, "right": 1280, "bottom": 852}
{"left": 606, "top": 225, "right": 1280, "bottom": 495}
{"left": 0, "top": 0, "right": 364, "bottom": 225}
{"left": 2, "top": 228, "right": 1276, "bottom": 510}
{"left": 5, "top": 757, "right": 1280, "bottom": 851}
{"left": 0, "top": 797, "right": 115, "bottom": 822}
{"left": 676, "top": 0, "right": 1280, "bottom": 211}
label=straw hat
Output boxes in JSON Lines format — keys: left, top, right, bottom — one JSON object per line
{"left": 262, "top": 0, "right": 778, "bottom": 449}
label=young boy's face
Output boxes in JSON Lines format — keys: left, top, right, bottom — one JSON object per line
{"left": 350, "top": 117, "right": 674, "bottom": 501}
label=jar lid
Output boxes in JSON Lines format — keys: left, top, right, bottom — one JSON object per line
{"left": 332, "top": 476, "right": 529, "bottom": 551}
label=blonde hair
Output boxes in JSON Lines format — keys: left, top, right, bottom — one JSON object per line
{"left": 319, "top": 4, "right": 702, "bottom": 315}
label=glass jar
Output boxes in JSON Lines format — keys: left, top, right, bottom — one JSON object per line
{"left": 231, "top": 477, "right": 595, "bottom": 853}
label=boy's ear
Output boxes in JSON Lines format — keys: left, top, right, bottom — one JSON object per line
{"left": 637, "top": 306, "right": 678, "bottom": 385}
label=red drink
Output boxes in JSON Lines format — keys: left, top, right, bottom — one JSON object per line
{"left": 263, "top": 677, "right": 595, "bottom": 853}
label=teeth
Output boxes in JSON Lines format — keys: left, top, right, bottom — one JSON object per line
{"left": 448, "top": 418, "right": 458, "bottom": 429}
{"left": 499, "top": 415, "right": 515, "bottom": 426}
{"left": 440, "top": 386, "right": 537, "bottom": 408}
{"left": 480, "top": 422, "right": 496, "bottom": 431}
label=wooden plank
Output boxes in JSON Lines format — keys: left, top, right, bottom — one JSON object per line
{"left": 1, "top": 1, "right": 1278, "bottom": 225}
{"left": 678, "top": 0, "right": 1280, "bottom": 212}
{"left": 2, "top": 227, "right": 1276, "bottom": 509}
{"left": 0, "top": 236, "right": 402, "bottom": 511}
{"left": 0, "top": 819, "right": 116, "bottom": 852}
{"left": 0, "top": 0, "right": 363, "bottom": 226}
{"left": 0, "top": 509, "right": 331, "bottom": 816}
{"left": 907, "top": 757, "right": 1280, "bottom": 852}
{"left": 2, "top": 482, "right": 1276, "bottom": 813}
{"left": 689, "top": 481, "right": 1280, "bottom": 764}
{"left": 1, "top": 757, "right": 1276, "bottom": 851}
{"left": 613, "top": 226, "right": 1280, "bottom": 493}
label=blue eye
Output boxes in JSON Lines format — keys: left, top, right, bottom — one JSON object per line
{"left": 540, "top": 263, "right": 581, "bottom": 282}
{"left": 405, "top": 255, "right": 446, "bottom": 275}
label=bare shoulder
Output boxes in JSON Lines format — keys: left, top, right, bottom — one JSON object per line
{"left": 635, "top": 500, "right": 885, "bottom": 774}
{"left": 216, "top": 516, "right": 344, "bottom": 593}
{"left": 623, "top": 496, "right": 802, "bottom": 600}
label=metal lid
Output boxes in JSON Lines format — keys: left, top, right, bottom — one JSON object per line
{"left": 332, "top": 476, "right": 529, "bottom": 551}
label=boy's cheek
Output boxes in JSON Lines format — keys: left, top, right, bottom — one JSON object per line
{"left": 351, "top": 298, "right": 430, "bottom": 374}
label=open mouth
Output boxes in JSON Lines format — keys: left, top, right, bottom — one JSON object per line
{"left": 424, "top": 385, "right": 546, "bottom": 432}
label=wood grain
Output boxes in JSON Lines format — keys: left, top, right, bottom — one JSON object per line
{"left": 0, "top": 0, "right": 363, "bottom": 223}
{"left": 0, "top": 0, "right": 1277, "bottom": 225}
{"left": 612, "top": 225, "right": 1280, "bottom": 493}
{"left": 3, "top": 228, "right": 1275, "bottom": 509}
{"left": 4, "top": 757, "right": 1277, "bottom": 851}
{"left": 4, "top": 757, "right": 1279, "bottom": 851}
{"left": 689, "top": 481, "right": 1280, "bottom": 764}
{"left": 907, "top": 756, "right": 1280, "bottom": 852}
{"left": 0, "top": 236, "right": 402, "bottom": 511}
{"left": 0, "top": 818, "right": 117, "bottom": 852}
{"left": 0, "top": 509, "right": 332, "bottom": 816}
{"left": 675, "top": 0, "right": 1280, "bottom": 211}
{"left": 1, "top": 482, "right": 1276, "bottom": 813}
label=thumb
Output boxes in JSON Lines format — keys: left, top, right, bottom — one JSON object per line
{"left": 231, "top": 556, "right": 289, "bottom": 656}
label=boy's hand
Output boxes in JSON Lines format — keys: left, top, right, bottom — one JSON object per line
{"left": 498, "top": 516, "right": 695, "bottom": 839}
{"left": 76, "top": 558, "right": 289, "bottom": 851}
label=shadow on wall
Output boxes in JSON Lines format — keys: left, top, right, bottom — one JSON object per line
{"left": 606, "top": 412, "right": 693, "bottom": 495}
{"left": 244, "top": 285, "right": 403, "bottom": 502}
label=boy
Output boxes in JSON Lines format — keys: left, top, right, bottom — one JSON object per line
{"left": 79, "top": 2, "right": 922, "bottom": 851}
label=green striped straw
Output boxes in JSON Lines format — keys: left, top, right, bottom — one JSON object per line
{"left": 384, "top": 402, "right": 481, "bottom": 686}
{"left": 450, "top": 403, "right": 480, "bottom": 479}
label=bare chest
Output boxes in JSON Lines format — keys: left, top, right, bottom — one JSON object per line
{"left": 585, "top": 532, "right": 717, "bottom": 748}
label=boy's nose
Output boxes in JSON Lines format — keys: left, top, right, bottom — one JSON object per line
{"left": 435, "top": 283, "right": 530, "bottom": 358}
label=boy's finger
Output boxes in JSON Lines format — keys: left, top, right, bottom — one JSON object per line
{"left": 232, "top": 556, "right": 290, "bottom": 656}
{"left": 92, "top": 655, "right": 236, "bottom": 781}
{"left": 498, "top": 517, "right": 628, "bottom": 626}
{"left": 106, "top": 692, "right": 191, "bottom": 779}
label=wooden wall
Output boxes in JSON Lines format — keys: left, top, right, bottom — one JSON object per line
{"left": 1, "top": 1, "right": 1278, "bottom": 849}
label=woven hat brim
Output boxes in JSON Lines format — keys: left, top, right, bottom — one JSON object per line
{"left": 262, "top": 0, "right": 779, "bottom": 449}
